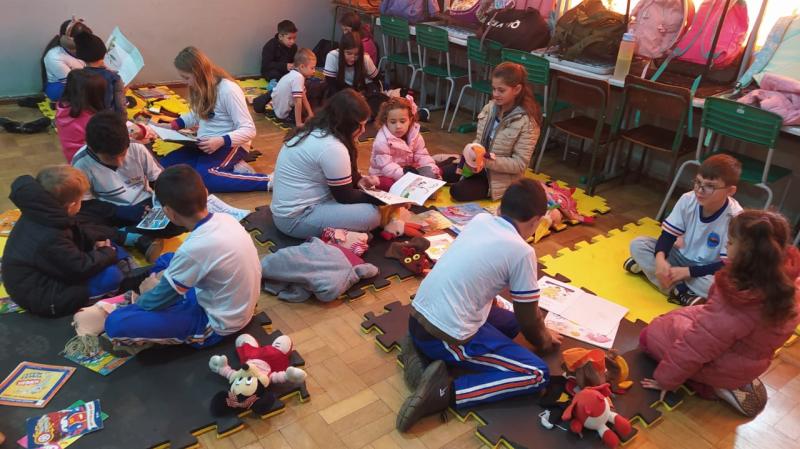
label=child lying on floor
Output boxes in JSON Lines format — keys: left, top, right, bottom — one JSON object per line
{"left": 103, "top": 164, "right": 261, "bottom": 354}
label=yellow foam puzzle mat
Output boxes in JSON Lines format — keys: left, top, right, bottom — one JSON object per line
{"left": 152, "top": 140, "right": 184, "bottom": 156}
{"left": 153, "top": 97, "right": 190, "bottom": 116}
{"left": 539, "top": 217, "right": 679, "bottom": 323}
{"left": 37, "top": 100, "right": 56, "bottom": 120}
{"left": 0, "top": 236, "right": 7, "bottom": 298}
{"left": 236, "top": 78, "right": 268, "bottom": 89}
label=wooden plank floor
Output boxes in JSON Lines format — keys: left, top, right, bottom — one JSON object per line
{"left": 1, "top": 100, "right": 799, "bottom": 449}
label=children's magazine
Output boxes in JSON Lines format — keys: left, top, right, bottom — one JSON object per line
{"left": 362, "top": 172, "right": 446, "bottom": 206}
{"left": 0, "top": 362, "right": 75, "bottom": 407}
{"left": 104, "top": 27, "right": 143, "bottom": 85}
{"left": 424, "top": 232, "right": 455, "bottom": 261}
{"left": 63, "top": 351, "right": 131, "bottom": 376}
{"left": 436, "top": 203, "right": 488, "bottom": 233}
{"left": 18, "top": 400, "right": 109, "bottom": 449}
{"left": 25, "top": 400, "right": 103, "bottom": 448}
{"left": 408, "top": 210, "right": 453, "bottom": 232}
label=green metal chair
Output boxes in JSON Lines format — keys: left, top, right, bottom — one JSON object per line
{"left": 377, "top": 15, "right": 421, "bottom": 90}
{"left": 657, "top": 97, "right": 791, "bottom": 220}
{"left": 501, "top": 49, "right": 570, "bottom": 120}
{"left": 446, "top": 36, "right": 502, "bottom": 132}
{"left": 415, "top": 24, "right": 468, "bottom": 128}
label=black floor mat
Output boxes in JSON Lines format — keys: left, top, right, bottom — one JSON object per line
{"left": 0, "top": 311, "right": 308, "bottom": 448}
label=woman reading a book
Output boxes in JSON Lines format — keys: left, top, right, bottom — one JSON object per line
{"left": 270, "top": 89, "right": 383, "bottom": 239}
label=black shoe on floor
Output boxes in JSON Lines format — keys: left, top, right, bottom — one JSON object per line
{"left": 668, "top": 286, "right": 706, "bottom": 307}
{"left": 99, "top": 333, "right": 153, "bottom": 358}
{"left": 623, "top": 257, "right": 642, "bottom": 274}
{"left": 399, "top": 335, "right": 430, "bottom": 390}
{"left": 396, "top": 360, "right": 452, "bottom": 432}
{"left": 17, "top": 95, "right": 44, "bottom": 108}
{"left": 2, "top": 117, "right": 51, "bottom": 134}
{"left": 118, "top": 266, "right": 154, "bottom": 293}
{"left": 134, "top": 235, "right": 164, "bottom": 263}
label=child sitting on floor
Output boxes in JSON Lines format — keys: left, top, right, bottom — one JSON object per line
{"left": 323, "top": 32, "right": 379, "bottom": 97}
{"left": 103, "top": 164, "right": 261, "bottom": 354}
{"left": 72, "top": 111, "right": 178, "bottom": 261}
{"left": 2, "top": 166, "right": 131, "bottom": 317}
{"left": 73, "top": 32, "right": 126, "bottom": 115}
{"left": 396, "top": 179, "right": 561, "bottom": 432}
{"left": 339, "top": 11, "right": 378, "bottom": 65}
{"left": 271, "top": 48, "right": 316, "bottom": 127}
{"left": 368, "top": 96, "right": 439, "bottom": 191}
{"left": 640, "top": 209, "right": 800, "bottom": 417}
{"left": 261, "top": 19, "right": 298, "bottom": 83}
{"left": 626, "top": 154, "right": 743, "bottom": 306}
{"left": 55, "top": 68, "right": 106, "bottom": 162}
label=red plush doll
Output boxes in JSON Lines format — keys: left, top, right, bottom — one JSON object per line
{"left": 561, "top": 383, "right": 633, "bottom": 448}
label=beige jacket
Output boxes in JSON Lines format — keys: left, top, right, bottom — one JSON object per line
{"left": 475, "top": 102, "right": 539, "bottom": 200}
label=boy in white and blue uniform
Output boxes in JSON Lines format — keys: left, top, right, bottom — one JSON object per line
{"left": 73, "top": 112, "right": 184, "bottom": 242}
{"left": 104, "top": 165, "right": 261, "bottom": 353}
{"left": 272, "top": 48, "right": 316, "bottom": 127}
{"left": 627, "top": 154, "right": 743, "bottom": 305}
{"left": 397, "top": 179, "right": 560, "bottom": 433}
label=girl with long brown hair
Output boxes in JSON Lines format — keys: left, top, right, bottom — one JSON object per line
{"left": 270, "top": 89, "right": 383, "bottom": 239}
{"left": 640, "top": 209, "right": 800, "bottom": 418}
{"left": 442, "top": 62, "right": 542, "bottom": 201}
{"left": 163, "top": 47, "right": 270, "bottom": 193}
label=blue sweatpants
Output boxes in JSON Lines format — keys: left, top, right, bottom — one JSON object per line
{"left": 45, "top": 81, "right": 65, "bottom": 101}
{"left": 160, "top": 144, "right": 270, "bottom": 193}
{"left": 104, "top": 252, "right": 222, "bottom": 348}
{"left": 410, "top": 306, "right": 549, "bottom": 408}
{"left": 87, "top": 245, "right": 130, "bottom": 298}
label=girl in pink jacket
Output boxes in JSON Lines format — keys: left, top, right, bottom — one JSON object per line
{"left": 640, "top": 209, "right": 800, "bottom": 418}
{"left": 368, "top": 96, "right": 440, "bottom": 191}
{"left": 55, "top": 68, "right": 106, "bottom": 162}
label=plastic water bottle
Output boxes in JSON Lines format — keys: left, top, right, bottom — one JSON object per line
{"left": 612, "top": 33, "right": 636, "bottom": 81}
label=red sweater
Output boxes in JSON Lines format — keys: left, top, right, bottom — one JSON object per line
{"left": 642, "top": 248, "right": 800, "bottom": 391}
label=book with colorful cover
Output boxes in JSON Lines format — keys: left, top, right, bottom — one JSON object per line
{"left": 436, "top": 203, "right": 488, "bottom": 233}
{"left": 0, "top": 296, "right": 22, "bottom": 314}
{"left": 63, "top": 351, "right": 131, "bottom": 376}
{"left": 133, "top": 86, "right": 171, "bottom": 100}
{"left": 0, "top": 209, "right": 21, "bottom": 236}
{"left": 362, "top": 172, "right": 446, "bottom": 206}
{"left": 25, "top": 399, "right": 103, "bottom": 448}
{"left": 18, "top": 400, "right": 109, "bottom": 448}
{"left": 408, "top": 210, "right": 453, "bottom": 232}
{"left": 425, "top": 232, "right": 455, "bottom": 261}
{"left": 0, "top": 362, "right": 75, "bottom": 408}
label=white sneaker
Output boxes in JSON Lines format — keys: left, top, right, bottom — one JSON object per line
{"left": 233, "top": 160, "right": 256, "bottom": 174}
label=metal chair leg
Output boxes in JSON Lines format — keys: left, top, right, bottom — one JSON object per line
{"left": 448, "top": 84, "right": 471, "bottom": 132}
{"left": 534, "top": 126, "right": 552, "bottom": 173}
{"left": 755, "top": 183, "right": 774, "bottom": 209}
{"left": 657, "top": 159, "right": 700, "bottom": 221}
{"left": 441, "top": 78, "right": 456, "bottom": 129}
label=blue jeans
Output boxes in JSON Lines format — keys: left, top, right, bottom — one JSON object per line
{"left": 160, "top": 144, "right": 270, "bottom": 193}
{"left": 104, "top": 252, "right": 222, "bottom": 348}
{"left": 410, "top": 306, "right": 549, "bottom": 408}
{"left": 272, "top": 201, "right": 381, "bottom": 239}
{"left": 86, "top": 245, "right": 130, "bottom": 298}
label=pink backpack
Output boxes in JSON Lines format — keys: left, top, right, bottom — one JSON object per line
{"left": 673, "top": 0, "right": 749, "bottom": 67}
{"left": 628, "top": 0, "right": 695, "bottom": 59}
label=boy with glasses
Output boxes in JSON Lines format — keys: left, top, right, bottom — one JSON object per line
{"left": 626, "top": 154, "right": 743, "bottom": 306}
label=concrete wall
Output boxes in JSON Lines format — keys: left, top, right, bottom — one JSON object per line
{"left": 0, "top": 0, "right": 334, "bottom": 97}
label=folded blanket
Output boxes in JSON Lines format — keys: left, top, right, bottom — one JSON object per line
{"left": 739, "top": 73, "right": 800, "bottom": 125}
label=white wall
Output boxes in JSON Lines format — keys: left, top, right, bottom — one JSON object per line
{"left": 0, "top": 0, "right": 334, "bottom": 97}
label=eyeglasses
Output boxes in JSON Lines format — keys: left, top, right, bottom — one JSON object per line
{"left": 692, "top": 179, "right": 725, "bottom": 196}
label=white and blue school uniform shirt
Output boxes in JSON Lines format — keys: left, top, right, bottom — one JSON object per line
{"left": 662, "top": 192, "right": 743, "bottom": 264}
{"left": 412, "top": 213, "right": 541, "bottom": 342}
{"left": 72, "top": 142, "right": 161, "bottom": 206}
{"left": 323, "top": 49, "right": 379, "bottom": 86}
{"left": 163, "top": 213, "right": 260, "bottom": 335}
{"left": 270, "top": 130, "right": 353, "bottom": 219}
{"left": 173, "top": 78, "right": 256, "bottom": 151}
{"left": 271, "top": 69, "right": 306, "bottom": 120}
{"left": 43, "top": 46, "right": 85, "bottom": 99}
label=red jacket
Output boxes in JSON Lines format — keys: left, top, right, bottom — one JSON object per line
{"left": 642, "top": 248, "right": 800, "bottom": 391}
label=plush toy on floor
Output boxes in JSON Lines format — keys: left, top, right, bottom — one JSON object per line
{"left": 533, "top": 181, "right": 595, "bottom": 243}
{"left": 385, "top": 237, "right": 433, "bottom": 275}
{"left": 209, "top": 334, "right": 306, "bottom": 417}
{"left": 321, "top": 227, "right": 370, "bottom": 256}
{"left": 561, "top": 348, "right": 633, "bottom": 395}
{"left": 456, "top": 143, "right": 494, "bottom": 178}
{"left": 561, "top": 383, "right": 633, "bottom": 448}
{"left": 380, "top": 206, "right": 424, "bottom": 240}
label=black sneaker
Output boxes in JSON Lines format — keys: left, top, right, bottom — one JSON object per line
{"left": 623, "top": 257, "right": 642, "bottom": 274}
{"left": 396, "top": 360, "right": 451, "bottom": 432}
{"left": 134, "top": 235, "right": 164, "bottom": 263}
{"left": 398, "top": 335, "right": 430, "bottom": 390}
{"left": 668, "top": 287, "right": 706, "bottom": 307}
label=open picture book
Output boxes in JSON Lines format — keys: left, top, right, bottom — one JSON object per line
{"left": 361, "top": 172, "right": 446, "bottom": 206}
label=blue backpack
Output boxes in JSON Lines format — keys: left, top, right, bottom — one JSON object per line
{"left": 380, "top": 0, "right": 441, "bottom": 24}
